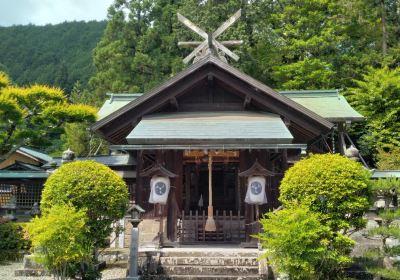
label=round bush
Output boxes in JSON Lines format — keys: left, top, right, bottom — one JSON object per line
{"left": 280, "top": 154, "right": 371, "bottom": 231}
{"left": 41, "top": 160, "right": 129, "bottom": 246}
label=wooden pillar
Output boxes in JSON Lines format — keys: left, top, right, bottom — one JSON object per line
{"left": 174, "top": 151, "right": 183, "bottom": 211}
{"left": 258, "top": 150, "right": 270, "bottom": 214}
{"left": 165, "top": 150, "right": 183, "bottom": 242}
{"left": 135, "top": 151, "right": 144, "bottom": 206}
{"left": 240, "top": 150, "right": 254, "bottom": 242}
{"left": 194, "top": 165, "right": 200, "bottom": 207}
{"left": 338, "top": 123, "right": 346, "bottom": 155}
{"left": 184, "top": 165, "right": 191, "bottom": 212}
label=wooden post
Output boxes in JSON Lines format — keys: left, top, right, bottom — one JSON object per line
{"left": 338, "top": 123, "right": 346, "bottom": 155}
{"left": 136, "top": 151, "right": 143, "bottom": 206}
{"left": 205, "top": 152, "right": 216, "bottom": 231}
{"left": 184, "top": 165, "right": 191, "bottom": 212}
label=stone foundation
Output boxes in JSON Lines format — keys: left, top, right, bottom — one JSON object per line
{"left": 124, "top": 218, "right": 166, "bottom": 248}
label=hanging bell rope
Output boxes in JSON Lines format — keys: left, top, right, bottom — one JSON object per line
{"left": 205, "top": 152, "right": 216, "bottom": 232}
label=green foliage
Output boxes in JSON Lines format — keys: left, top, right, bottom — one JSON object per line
{"left": 61, "top": 123, "right": 108, "bottom": 157}
{"left": 0, "top": 222, "right": 31, "bottom": 262}
{"left": 280, "top": 154, "right": 371, "bottom": 231}
{"left": 257, "top": 205, "right": 354, "bottom": 280}
{"left": 0, "top": 21, "right": 106, "bottom": 93}
{"left": 40, "top": 160, "right": 129, "bottom": 247}
{"left": 371, "top": 178, "right": 400, "bottom": 194}
{"left": 26, "top": 204, "right": 93, "bottom": 279}
{"left": 0, "top": 71, "right": 11, "bottom": 89}
{"left": 346, "top": 67, "right": 400, "bottom": 157}
{"left": 90, "top": 0, "right": 185, "bottom": 98}
{"left": 376, "top": 147, "right": 400, "bottom": 170}
{"left": 0, "top": 73, "right": 97, "bottom": 158}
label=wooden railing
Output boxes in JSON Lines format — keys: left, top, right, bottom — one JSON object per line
{"left": 178, "top": 210, "right": 245, "bottom": 243}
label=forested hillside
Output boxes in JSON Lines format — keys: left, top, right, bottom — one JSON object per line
{"left": 0, "top": 21, "right": 106, "bottom": 93}
{"left": 87, "top": 0, "right": 400, "bottom": 167}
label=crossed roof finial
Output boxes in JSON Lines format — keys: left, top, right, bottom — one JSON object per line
{"left": 177, "top": 9, "right": 243, "bottom": 64}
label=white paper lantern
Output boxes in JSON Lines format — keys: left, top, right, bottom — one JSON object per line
{"left": 245, "top": 176, "right": 267, "bottom": 205}
{"left": 149, "top": 176, "right": 170, "bottom": 204}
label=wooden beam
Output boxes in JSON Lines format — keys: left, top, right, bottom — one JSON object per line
{"left": 177, "top": 13, "right": 208, "bottom": 39}
{"left": 212, "top": 9, "right": 241, "bottom": 38}
{"left": 178, "top": 40, "right": 243, "bottom": 47}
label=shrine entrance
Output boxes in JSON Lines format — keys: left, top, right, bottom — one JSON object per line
{"left": 180, "top": 150, "right": 244, "bottom": 243}
{"left": 184, "top": 162, "right": 239, "bottom": 212}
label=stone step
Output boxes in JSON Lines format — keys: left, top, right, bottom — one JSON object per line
{"left": 159, "top": 249, "right": 259, "bottom": 258}
{"left": 148, "top": 275, "right": 262, "bottom": 280}
{"left": 161, "top": 265, "right": 259, "bottom": 275}
{"left": 106, "top": 260, "right": 128, "bottom": 269}
{"left": 14, "top": 269, "right": 49, "bottom": 277}
{"left": 160, "top": 256, "right": 258, "bottom": 266}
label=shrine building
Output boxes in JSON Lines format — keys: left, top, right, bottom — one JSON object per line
{"left": 92, "top": 53, "right": 364, "bottom": 247}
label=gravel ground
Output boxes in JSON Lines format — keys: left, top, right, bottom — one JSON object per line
{"left": 0, "top": 262, "right": 126, "bottom": 280}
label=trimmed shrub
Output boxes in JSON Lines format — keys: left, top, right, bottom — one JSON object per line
{"left": 258, "top": 205, "right": 354, "bottom": 279}
{"left": 40, "top": 160, "right": 129, "bottom": 247}
{"left": 280, "top": 153, "right": 371, "bottom": 231}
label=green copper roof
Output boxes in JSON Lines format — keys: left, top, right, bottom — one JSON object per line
{"left": 372, "top": 170, "right": 400, "bottom": 179}
{"left": 127, "top": 111, "right": 293, "bottom": 145}
{"left": 0, "top": 171, "right": 49, "bottom": 179}
{"left": 280, "top": 90, "right": 363, "bottom": 122}
{"left": 97, "top": 90, "right": 363, "bottom": 123}
{"left": 97, "top": 93, "right": 143, "bottom": 120}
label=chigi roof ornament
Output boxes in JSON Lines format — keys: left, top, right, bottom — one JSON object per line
{"left": 177, "top": 9, "right": 243, "bottom": 64}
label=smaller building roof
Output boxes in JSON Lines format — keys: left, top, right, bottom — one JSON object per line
{"left": 280, "top": 90, "right": 363, "bottom": 123}
{"left": 18, "top": 147, "right": 53, "bottom": 163}
{"left": 371, "top": 170, "right": 400, "bottom": 179}
{"left": 97, "top": 93, "right": 143, "bottom": 120}
{"left": 0, "top": 171, "right": 49, "bottom": 179}
{"left": 127, "top": 111, "right": 293, "bottom": 145}
{"left": 42, "top": 154, "right": 136, "bottom": 169}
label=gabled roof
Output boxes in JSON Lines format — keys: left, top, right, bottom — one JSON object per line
{"left": 280, "top": 90, "right": 363, "bottom": 122}
{"left": 92, "top": 55, "right": 334, "bottom": 143}
{"left": 17, "top": 147, "right": 53, "bottom": 163}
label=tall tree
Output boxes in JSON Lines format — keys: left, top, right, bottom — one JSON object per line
{"left": 0, "top": 72, "right": 96, "bottom": 160}
{"left": 346, "top": 66, "right": 400, "bottom": 161}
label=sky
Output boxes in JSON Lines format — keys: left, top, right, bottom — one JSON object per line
{"left": 0, "top": 0, "right": 114, "bottom": 27}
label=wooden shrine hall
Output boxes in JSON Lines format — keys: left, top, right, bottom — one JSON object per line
{"left": 92, "top": 54, "right": 363, "bottom": 246}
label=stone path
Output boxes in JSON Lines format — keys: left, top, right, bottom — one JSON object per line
{"left": 0, "top": 262, "right": 126, "bottom": 280}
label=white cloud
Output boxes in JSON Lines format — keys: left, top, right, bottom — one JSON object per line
{"left": 0, "top": 0, "right": 114, "bottom": 26}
